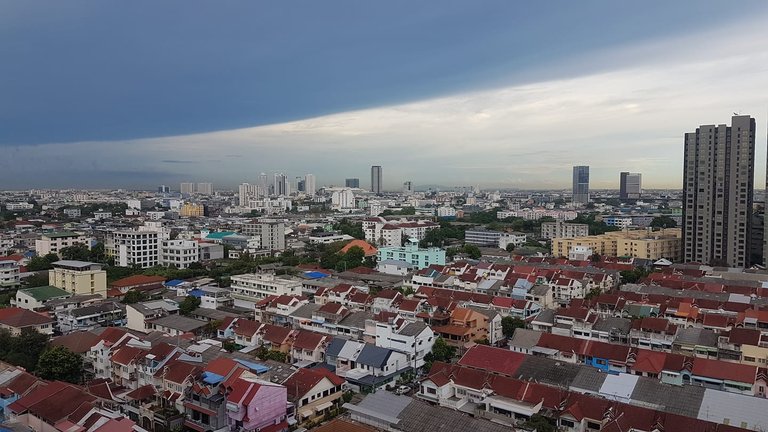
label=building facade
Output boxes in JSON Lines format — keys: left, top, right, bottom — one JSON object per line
{"left": 345, "top": 178, "right": 360, "bottom": 188}
{"left": 35, "top": 232, "right": 90, "bottom": 257}
{"left": 377, "top": 240, "right": 446, "bottom": 269}
{"left": 106, "top": 230, "right": 160, "bottom": 268}
{"left": 572, "top": 165, "right": 590, "bottom": 204}
{"left": 160, "top": 240, "right": 199, "bottom": 269}
{"left": 371, "top": 165, "right": 382, "bottom": 194}
{"left": 541, "top": 221, "right": 589, "bottom": 239}
{"left": 683, "top": 115, "right": 755, "bottom": 267}
{"left": 49, "top": 260, "right": 108, "bottom": 298}
{"left": 620, "top": 172, "right": 642, "bottom": 199}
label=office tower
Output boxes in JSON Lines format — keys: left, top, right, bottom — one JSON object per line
{"left": 305, "top": 174, "right": 316, "bottom": 196}
{"left": 572, "top": 166, "right": 589, "bottom": 204}
{"left": 196, "top": 182, "right": 213, "bottom": 195}
{"left": 274, "top": 173, "right": 287, "bottom": 196}
{"left": 403, "top": 181, "right": 413, "bottom": 195}
{"left": 371, "top": 166, "right": 382, "bottom": 194}
{"left": 683, "top": 115, "right": 755, "bottom": 268}
{"left": 158, "top": 185, "right": 169, "bottom": 193}
{"left": 180, "top": 182, "right": 195, "bottom": 195}
{"left": 296, "top": 177, "right": 306, "bottom": 192}
{"left": 258, "top": 173, "right": 269, "bottom": 197}
{"left": 619, "top": 172, "right": 642, "bottom": 199}
{"left": 345, "top": 178, "right": 360, "bottom": 188}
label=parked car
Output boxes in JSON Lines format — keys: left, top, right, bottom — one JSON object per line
{"left": 394, "top": 385, "right": 410, "bottom": 395}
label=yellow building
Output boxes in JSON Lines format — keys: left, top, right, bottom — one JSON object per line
{"left": 552, "top": 228, "right": 681, "bottom": 261}
{"left": 180, "top": 203, "right": 205, "bottom": 217}
{"left": 49, "top": 260, "right": 108, "bottom": 298}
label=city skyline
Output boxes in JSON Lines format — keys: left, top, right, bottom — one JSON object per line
{"left": 3, "top": 2, "right": 768, "bottom": 190}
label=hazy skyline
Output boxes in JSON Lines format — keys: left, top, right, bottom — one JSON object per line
{"left": 3, "top": 1, "right": 768, "bottom": 189}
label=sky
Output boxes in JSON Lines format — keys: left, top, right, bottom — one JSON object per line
{"left": 3, "top": 1, "right": 768, "bottom": 190}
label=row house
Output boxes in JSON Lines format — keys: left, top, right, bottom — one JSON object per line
{"left": 432, "top": 307, "right": 490, "bottom": 352}
{"left": 87, "top": 327, "right": 142, "bottom": 379}
{"left": 718, "top": 328, "right": 768, "bottom": 367}
{"left": 629, "top": 317, "right": 678, "bottom": 351}
{"left": 184, "top": 358, "right": 244, "bottom": 432}
{"left": 366, "top": 317, "right": 435, "bottom": 369}
{"left": 56, "top": 301, "right": 126, "bottom": 333}
{"left": 325, "top": 337, "right": 410, "bottom": 393}
{"left": 224, "top": 374, "right": 289, "bottom": 432}
{"left": 371, "top": 289, "right": 403, "bottom": 314}
{"left": 284, "top": 368, "right": 345, "bottom": 426}
{"left": 254, "top": 295, "right": 308, "bottom": 326}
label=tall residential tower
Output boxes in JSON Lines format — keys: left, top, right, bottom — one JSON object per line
{"left": 619, "top": 172, "right": 642, "bottom": 199}
{"left": 683, "top": 115, "right": 755, "bottom": 268}
{"left": 371, "top": 166, "right": 382, "bottom": 194}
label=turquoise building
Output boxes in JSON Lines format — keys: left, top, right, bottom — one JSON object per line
{"left": 377, "top": 239, "right": 445, "bottom": 269}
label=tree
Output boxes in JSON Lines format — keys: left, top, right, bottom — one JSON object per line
{"left": 340, "top": 246, "right": 365, "bottom": 270}
{"left": 590, "top": 253, "right": 601, "bottom": 263}
{"left": 179, "top": 295, "right": 201, "bottom": 315}
{"left": 584, "top": 287, "right": 602, "bottom": 300}
{"left": 423, "top": 337, "right": 456, "bottom": 371}
{"left": 59, "top": 243, "right": 91, "bottom": 261}
{"left": 620, "top": 268, "right": 650, "bottom": 284}
{"left": 501, "top": 316, "right": 526, "bottom": 338}
{"left": 522, "top": 414, "right": 556, "bottom": 432}
{"left": 24, "top": 273, "right": 50, "bottom": 288}
{"left": 36, "top": 346, "right": 83, "bottom": 384}
{"left": 462, "top": 244, "right": 481, "bottom": 259}
{"left": 121, "top": 290, "right": 148, "bottom": 304}
{"left": 89, "top": 242, "right": 106, "bottom": 263}
{"left": 505, "top": 243, "right": 516, "bottom": 253}
{"left": 0, "top": 328, "right": 50, "bottom": 371}
{"left": 255, "top": 346, "right": 288, "bottom": 363}
{"left": 650, "top": 216, "right": 677, "bottom": 229}
{"left": 26, "top": 256, "right": 54, "bottom": 271}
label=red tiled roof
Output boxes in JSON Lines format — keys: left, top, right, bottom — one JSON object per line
{"left": 292, "top": 330, "right": 326, "bottom": 351}
{"left": 692, "top": 357, "right": 756, "bottom": 383}
{"left": 125, "top": 384, "right": 156, "bottom": 401}
{"left": 10, "top": 381, "right": 96, "bottom": 424}
{"left": 161, "top": 361, "right": 201, "bottom": 384}
{"left": 261, "top": 324, "right": 293, "bottom": 345}
{"left": 234, "top": 319, "right": 263, "bottom": 337}
{"left": 110, "top": 346, "right": 147, "bottom": 366}
{"left": 204, "top": 357, "right": 240, "bottom": 377}
{"left": 728, "top": 328, "right": 762, "bottom": 346}
{"left": 284, "top": 367, "right": 344, "bottom": 401}
{"left": 458, "top": 345, "right": 525, "bottom": 376}
{"left": 340, "top": 240, "right": 378, "bottom": 257}
{"left": 52, "top": 331, "right": 101, "bottom": 354}
{"left": 0, "top": 307, "right": 54, "bottom": 328}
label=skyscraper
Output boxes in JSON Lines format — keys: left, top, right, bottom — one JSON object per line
{"left": 305, "top": 174, "right": 316, "bottom": 196}
{"left": 371, "top": 166, "right": 382, "bottom": 194}
{"left": 274, "top": 173, "right": 287, "bottom": 196}
{"left": 572, "top": 166, "right": 589, "bottom": 204}
{"left": 683, "top": 115, "right": 755, "bottom": 268}
{"left": 258, "top": 173, "right": 268, "bottom": 197}
{"left": 619, "top": 172, "right": 642, "bottom": 199}
{"left": 345, "top": 178, "right": 360, "bottom": 188}
{"left": 180, "top": 182, "right": 195, "bottom": 195}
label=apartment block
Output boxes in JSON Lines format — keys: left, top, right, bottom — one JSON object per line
{"left": 683, "top": 115, "right": 755, "bottom": 267}
{"left": 49, "top": 260, "right": 108, "bottom": 298}
{"left": 106, "top": 230, "right": 160, "bottom": 268}
{"left": 242, "top": 220, "right": 286, "bottom": 251}
{"left": 620, "top": 172, "right": 642, "bottom": 199}
{"left": 230, "top": 273, "right": 303, "bottom": 307}
{"left": 0, "top": 260, "right": 20, "bottom": 290}
{"left": 552, "top": 228, "right": 682, "bottom": 261}
{"left": 377, "top": 240, "right": 446, "bottom": 269}
{"left": 35, "top": 231, "right": 90, "bottom": 257}
{"left": 160, "top": 240, "right": 199, "bottom": 269}
{"left": 541, "top": 221, "right": 589, "bottom": 239}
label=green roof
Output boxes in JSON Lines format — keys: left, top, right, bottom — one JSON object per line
{"left": 44, "top": 231, "right": 80, "bottom": 239}
{"left": 19, "top": 285, "right": 71, "bottom": 302}
{"left": 204, "top": 231, "right": 236, "bottom": 240}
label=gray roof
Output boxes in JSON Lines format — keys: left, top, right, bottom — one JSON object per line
{"left": 149, "top": 315, "right": 207, "bottom": 332}
{"left": 630, "top": 376, "right": 705, "bottom": 418}
{"left": 397, "top": 398, "right": 512, "bottom": 432}
{"left": 52, "top": 260, "right": 100, "bottom": 269}
{"left": 529, "top": 284, "right": 552, "bottom": 296}
{"left": 569, "top": 367, "right": 607, "bottom": 393}
{"left": 698, "top": 388, "right": 768, "bottom": 430}
{"left": 508, "top": 328, "right": 543, "bottom": 350}
{"left": 70, "top": 302, "right": 125, "bottom": 318}
{"left": 325, "top": 337, "right": 349, "bottom": 359}
{"left": 592, "top": 316, "right": 632, "bottom": 334}
{"left": 398, "top": 321, "right": 429, "bottom": 337}
{"left": 355, "top": 344, "right": 392, "bottom": 368}
{"left": 345, "top": 390, "right": 411, "bottom": 424}
{"left": 531, "top": 308, "right": 555, "bottom": 324}
{"left": 674, "top": 327, "right": 718, "bottom": 347}
{"left": 190, "top": 308, "right": 239, "bottom": 321}
{"left": 514, "top": 356, "right": 582, "bottom": 387}
{"left": 338, "top": 311, "right": 373, "bottom": 330}
{"left": 290, "top": 303, "right": 321, "bottom": 320}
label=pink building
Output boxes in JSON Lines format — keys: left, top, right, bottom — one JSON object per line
{"left": 225, "top": 375, "right": 289, "bottom": 432}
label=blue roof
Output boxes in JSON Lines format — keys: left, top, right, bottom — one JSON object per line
{"left": 165, "top": 279, "right": 185, "bottom": 287}
{"left": 235, "top": 359, "right": 270, "bottom": 374}
{"left": 355, "top": 345, "right": 392, "bottom": 368}
{"left": 325, "top": 337, "right": 348, "bottom": 359}
{"left": 187, "top": 288, "right": 203, "bottom": 298}
{"left": 201, "top": 371, "right": 225, "bottom": 384}
{"left": 205, "top": 231, "right": 236, "bottom": 240}
{"left": 304, "top": 271, "right": 328, "bottom": 279}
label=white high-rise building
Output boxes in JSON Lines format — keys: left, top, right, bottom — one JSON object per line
{"left": 161, "top": 240, "right": 200, "bottom": 269}
{"left": 106, "top": 230, "right": 160, "bottom": 268}
{"left": 180, "top": 182, "right": 195, "bottom": 194}
{"left": 239, "top": 183, "right": 261, "bottom": 207}
{"left": 258, "top": 173, "right": 269, "bottom": 197}
{"left": 403, "top": 181, "right": 413, "bottom": 195}
{"left": 305, "top": 174, "right": 316, "bottom": 196}
{"left": 196, "top": 182, "right": 213, "bottom": 195}
{"left": 274, "top": 173, "right": 288, "bottom": 196}
{"left": 332, "top": 189, "right": 356, "bottom": 210}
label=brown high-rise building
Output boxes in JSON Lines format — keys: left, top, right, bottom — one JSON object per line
{"left": 683, "top": 115, "right": 755, "bottom": 268}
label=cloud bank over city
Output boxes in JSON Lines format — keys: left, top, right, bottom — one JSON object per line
{"left": 2, "top": 1, "right": 768, "bottom": 189}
